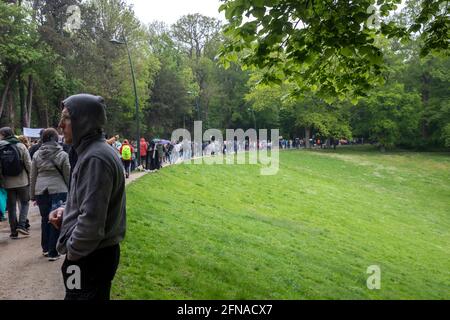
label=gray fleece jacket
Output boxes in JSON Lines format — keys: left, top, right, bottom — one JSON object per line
{"left": 56, "top": 94, "right": 126, "bottom": 261}
{"left": 30, "top": 142, "right": 70, "bottom": 199}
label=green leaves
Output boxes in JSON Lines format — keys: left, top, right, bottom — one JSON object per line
{"left": 239, "top": 20, "right": 258, "bottom": 41}
{"left": 219, "top": 0, "right": 449, "bottom": 102}
{"left": 0, "top": 2, "right": 42, "bottom": 65}
{"left": 251, "top": 6, "right": 266, "bottom": 19}
{"left": 351, "top": 82, "right": 423, "bottom": 148}
{"left": 340, "top": 47, "right": 354, "bottom": 57}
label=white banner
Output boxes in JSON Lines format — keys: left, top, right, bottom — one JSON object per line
{"left": 23, "top": 128, "right": 44, "bottom": 138}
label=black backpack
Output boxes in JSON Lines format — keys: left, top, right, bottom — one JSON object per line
{"left": 0, "top": 143, "right": 23, "bottom": 177}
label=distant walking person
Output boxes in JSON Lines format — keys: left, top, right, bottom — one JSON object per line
{"left": 29, "top": 129, "right": 44, "bottom": 159}
{"left": 156, "top": 142, "right": 163, "bottom": 168}
{"left": 148, "top": 141, "right": 158, "bottom": 170}
{"left": 30, "top": 128, "right": 70, "bottom": 261}
{"left": 120, "top": 139, "right": 133, "bottom": 178}
{"left": 139, "top": 138, "right": 148, "bottom": 169}
{"left": 49, "top": 94, "right": 126, "bottom": 300}
{"left": 0, "top": 127, "right": 32, "bottom": 238}
{"left": 18, "top": 136, "right": 31, "bottom": 150}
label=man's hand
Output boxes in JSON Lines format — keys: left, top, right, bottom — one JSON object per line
{"left": 49, "top": 207, "right": 64, "bottom": 230}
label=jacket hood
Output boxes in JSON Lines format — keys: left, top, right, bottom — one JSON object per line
{"left": 3, "top": 136, "right": 20, "bottom": 145}
{"left": 37, "top": 141, "right": 63, "bottom": 160}
{"left": 62, "top": 94, "right": 107, "bottom": 149}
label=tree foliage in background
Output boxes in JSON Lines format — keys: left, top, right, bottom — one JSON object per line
{"left": 0, "top": 0, "right": 160, "bottom": 138}
{"left": 218, "top": 0, "right": 449, "bottom": 101}
{"left": 0, "top": 0, "right": 45, "bottom": 127}
{"left": 351, "top": 83, "right": 422, "bottom": 149}
{"left": 0, "top": 0, "right": 448, "bottom": 150}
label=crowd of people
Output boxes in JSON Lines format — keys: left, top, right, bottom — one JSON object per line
{"left": 278, "top": 137, "right": 364, "bottom": 149}
{"left": 1, "top": 130, "right": 359, "bottom": 243}
{"left": 0, "top": 125, "right": 176, "bottom": 257}
{"left": 0, "top": 131, "right": 328, "bottom": 247}
{"left": 0, "top": 94, "right": 127, "bottom": 300}
{"left": 0, "top": 91, "right": 364, "bottom": 301}
{"left": 101, "top": 135, "right": 361, "bottom": 174}
{"left": 0, "top": 127, "right": 70, "bottom": 260}
{"left": 105, "top": 136, "right": 169, "bottom": 176}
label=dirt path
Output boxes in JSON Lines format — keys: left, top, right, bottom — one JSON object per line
{"left": 0, "top": 171, "right": 148, "bottom": 300}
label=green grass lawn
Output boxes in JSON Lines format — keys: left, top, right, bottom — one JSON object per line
{"left": 112, "top": 146, "right": 450, "bottom": 300}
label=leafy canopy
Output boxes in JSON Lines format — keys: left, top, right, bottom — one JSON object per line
{"left": 218, "top": 0, "right": 449, "bottom": 101}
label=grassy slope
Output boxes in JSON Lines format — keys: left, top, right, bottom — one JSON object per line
{"left": 112, "top": 146, "right": 450, "bottom": 300}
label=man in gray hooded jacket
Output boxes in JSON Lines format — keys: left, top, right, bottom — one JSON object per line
{"left": 49, "top": 94, "right": 126, "bottom": 300}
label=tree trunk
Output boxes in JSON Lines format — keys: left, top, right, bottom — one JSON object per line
{"left": 8, "top": 89, "right": 15, "bottom": 132}
{"left": 26, "top": 74, "right": 33, "bottom": 127}
{"left": 40, "top": 107, "right": 49, "bottom": 128}
{"left": 204, "top": 99, "right": 209, "bottom": 128}
{"left": 195, "top": 39, "right": 201, "bottom": 59}
{"left": 34, "top": 92, "right": 49, "bottom": 128}
{"left": 19, "top": 71, "right": 26, "bottom": 127}
{"left": 18, "top": 71, "right": 33, "bottom": 128}
{"left": 305, "top": 127, "right": 311, "bottom": 148}
{"left": 0, "top": 65, "right": 20, "bottom": 120}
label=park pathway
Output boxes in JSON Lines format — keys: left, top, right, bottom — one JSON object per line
{"left": 0, "top": 171, "right": 148, "bottom": 300}
{"left": 0, "top": 150, "right": 280, "bottom": 299}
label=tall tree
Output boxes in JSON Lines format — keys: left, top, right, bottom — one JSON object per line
{"left": 218, "top": 0, "right": 449, "bottom": 101}
{"left": 171, "top": 14, "right": 222, "bottom": 60}
{"left": 0, "top": 1, "right": 43, "bottom": 126}
{"left": 351, "top": 83, "right": 422, "bottom": 150}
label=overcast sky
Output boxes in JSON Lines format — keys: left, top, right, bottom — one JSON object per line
{"left": 128, "top": 0, "right": 225, "bottom": 26}
{"left": 127, "top": 0, "right": 407, "bottom": 28}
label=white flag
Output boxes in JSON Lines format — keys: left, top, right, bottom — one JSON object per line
{"left": 23, "top": 128, "right": 44, "bottom": 138}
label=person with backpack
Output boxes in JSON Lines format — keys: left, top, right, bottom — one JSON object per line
{"left": 30, "top": 128, "right": 70, "bottom": 261}
{"left": 139, "top": 138, "right": 148, "bottom": 170}
{"left": 0, "top": 127, "right": 32, "bottom": 238}
{"left": 119, "top": 139, "right": 133, "bottom": 178}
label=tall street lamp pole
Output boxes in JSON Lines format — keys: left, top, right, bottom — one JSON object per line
{"left": 110, "top": 33, "right": 141, "bottom": 165}
{"left": 196, "top": 96, "right": 200, "bottom": 121}
{"left": 248, "top": 108, "right": 257, "bottom": 132}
